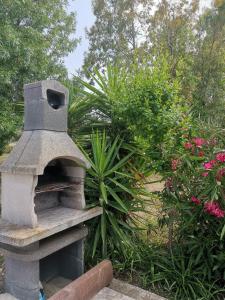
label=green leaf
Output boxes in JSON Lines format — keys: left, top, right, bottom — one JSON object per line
{"left": 104, "top": 151, "right": 134, "bottom": 176}
{"left": 220, "top": 224, "right": 225, "bottom": 241}
{"left": 109, "top": 178, "right": 135, "bottom": 196}
{"left": 101, "top": 209, "right": 107, "bottom": 257}
{"left": 100, "top": 181, "right": 108, "bottom": 204}
{"left": 107, "top": 185, "right": 129, "bottom": 212}
{"left": 92, "top": 223, "right": 100, "bottom": 258}
{"left": 77, "top": 77, "right": 106, "bottom": 98}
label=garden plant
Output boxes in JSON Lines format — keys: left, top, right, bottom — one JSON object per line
{"left": 0, "top": 1, "right": 224, "bottom": 299}
{"left": 157, "top": 129, "right": 225, "bottom": 299}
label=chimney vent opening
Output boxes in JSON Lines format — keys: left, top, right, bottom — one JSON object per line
{"left": 47, "top": 89, "right": 65, "bottom": 110}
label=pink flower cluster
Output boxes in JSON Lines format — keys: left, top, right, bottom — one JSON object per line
{"left": 171, "top": 159, "right": 180, "bottom": 171}
{"left": 184, "top": 137, "right": 218, "bottom": 152}
{"left": 184, "top": 137, "right": 206, "bottom": 157}
{"left": 191, "top": 196, "right": 225, "bottom": 218}
{"left": 192, "top": 137, "right": 206, "bottom": 148}
{"left": 202, "top": 152, "right": 225, "bottom": 181}
{"left": 181, "top": 137, "right": 225, "bottom": 219}
{"left": 216, "top": 168, "right": 225, "bottom": 182}
{"left": 203, "top": 160, "right": 216, "bottom": 170}
{"left": 184, "top": 142, "right": 192, "bottom": 149}
{"left": 191, "top": 196, "right": 201, "bottom": 205}
{"left": 184, "top": 137, "right": 206, "bottom": 150}
{"left": 216, "top": 152, "right": 225, "bottom": 163}
{"left": 204, "top": 202, "right": 225, "bottom": 218}
{"left": 198, "top": 151, "right": 204, "bottom": 157}
{"left": 165, "top": 177, "right": 173, "bottom": 189}
{"left": 203, "top": 152, "right": 225, "bottom": 170}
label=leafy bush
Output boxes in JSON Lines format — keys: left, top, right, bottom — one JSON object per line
{"left": 158, "top": 129, "right": 225, "bottom": 298}
{"left": 71, "top": 60, "right": 191, "bottom": 170}
{"left": 0, "top": 99, "right": 20, "bottom": 154}
{"left": 147, "top": 247, "right": 224, "bottom": 300}
{"left": 81, "top": 132, "right": 149, "bottom": 260}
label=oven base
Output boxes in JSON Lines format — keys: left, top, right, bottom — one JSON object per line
{"left": 3, "top": 228, "right": 87, "bottom": 300}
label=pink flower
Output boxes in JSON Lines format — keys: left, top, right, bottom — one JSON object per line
{"left": 171, "top": 159, "right": 180, "bottom": 171}
{"left": 192, "top": 137, "right": 206, "bottom": 148}
{"left": 198, "top": 151, "right": 205, "bottom": 157}
{"left": 191, "top": 196, "right": 201, "bottom": 205}
{"left": 184, "top": 142, "right": 192, "bottom": 149}
{"left": 201, "top": 172, "right": 209, "bottom": 177}
{"left": 165, "top": 177, "right": 173, "bottom": 189}
{"left": 216, "top": 152, "right": 225, "bottom": 163}
{"left": 204, "top": 201, "right": 225, "bottom": 218}
{"left": 203, "top": 160, "right": 216, "bottom": 170}
{"left": 214, "top": 209, "right": 225, "bottom": 218}
{"left": 216, "top": 168, "right": 225, "bottom": 182}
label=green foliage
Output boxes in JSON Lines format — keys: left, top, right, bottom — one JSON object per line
{"left": 147, "top": 247, "right": 225, "bottom": 300}
{"left": 84, "top": 0, "right": 225, "bottom": 125}
{"left": 83, "top": 0, "right": 152, "bottom": 73}
{"left": 0, "top": 99, "right": 21, "bottom": 154}
{"left": 193, "top": 0, "right": 225, "bottom": 123}
{"left": 146, "top": 0, "right": 198, "bottom": 100}
{"left": 81, "top": 132, "right": 149, "bottom": 259}
{"left": 157, "top": 128, "right": 225, "bottom": 298}
{"left": 0, "top": 0, "right": 78, "bottom": 100}
{"left": 72, "top": 61, "right": 190, "bottom": 170}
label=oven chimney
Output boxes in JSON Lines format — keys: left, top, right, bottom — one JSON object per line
{"left": 24, "top": 80, "right": 69, "bottom": 132}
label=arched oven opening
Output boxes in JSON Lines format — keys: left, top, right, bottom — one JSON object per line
{"left": 35, "top": 158, "right": 85, "bottom": 213}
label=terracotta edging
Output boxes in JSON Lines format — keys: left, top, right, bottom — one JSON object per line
{"left": 49, "top": 260, "right": 113, "bottom": 300}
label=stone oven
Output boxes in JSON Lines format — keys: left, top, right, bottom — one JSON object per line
{"left": 0, "top": 80, "right": 102, "bottom": 300}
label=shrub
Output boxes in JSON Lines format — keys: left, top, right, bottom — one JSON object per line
{"left": 0, "top": 99, "right": 20, "bottom": 155}
{"left": 159, "top": 129, "right": 225, "bottom": 298}
{"left": 81, "top": 132, "right": 150, "bottom": 260}
{"left": 71, "top": 59, "right": 191, "bottom": 171}
{"left": 147, "top": 246, "right": 225, "bottom": 300}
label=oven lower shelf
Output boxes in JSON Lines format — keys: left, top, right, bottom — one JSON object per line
{"left": 0, "top": 206, "right": 102, "bottom": 247}
{"left": 0, "top": 226, "right": 88, "bottom": 261}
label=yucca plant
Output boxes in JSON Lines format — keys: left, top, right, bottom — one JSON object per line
{"left": 81, "top": 131, "right": 149, "bottom": 259}
{"left": 69, "top": 65, "right": 129, "bottom": 141}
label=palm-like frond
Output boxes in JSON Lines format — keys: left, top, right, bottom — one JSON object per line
{"left": 69, "top": 65, "right": 129, "bottom": 141}
{"left": 82, "top": 131, "right": 150, "bottom": 258}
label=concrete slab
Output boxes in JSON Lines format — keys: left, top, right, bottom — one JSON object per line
{"left": 43, "top": 276, "right": 72, "bottom": 298}
{"left": 110, "top": 279, "right": 167, "bottom": 300}
{"left": 93, "top": 287, "right": 134, "bottom": 300}
{"left": 0, "top": 206, "right": 102, "bottom": 247}
{"left": 0, "top": 226, "right": 88, "bottom": 261}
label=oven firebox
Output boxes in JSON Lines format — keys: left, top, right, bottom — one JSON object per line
{"left": 0, "top": 80, "right": 102, "bottom": 300}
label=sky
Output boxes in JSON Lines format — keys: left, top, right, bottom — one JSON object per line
{"left": 64, "top": 0, "right": 95, "bottom": 76}
{"left": 64, "top": 0, "right": 212, "bottom": 77}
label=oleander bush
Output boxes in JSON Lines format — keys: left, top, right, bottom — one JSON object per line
{"left": 156, "top": 128, "right": 225, "bottom": 299}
